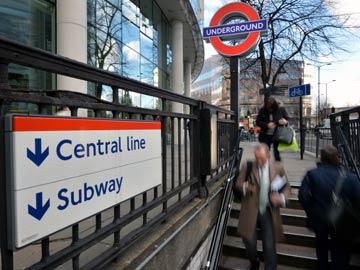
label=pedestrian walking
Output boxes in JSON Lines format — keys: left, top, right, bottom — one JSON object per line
{"left": 234, "top": 143, "right": 291, "bottom": 270}
{"left": 256, "top": 97, "right": 289, "bottom": 161}
{"left": 298, "top": 145, "right": 360, "bottom": 270}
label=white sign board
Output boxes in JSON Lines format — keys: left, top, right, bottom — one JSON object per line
{"left": 6, "top": 115, "right": 162, "bottom": 249}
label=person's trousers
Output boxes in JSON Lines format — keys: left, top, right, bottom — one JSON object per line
{"left": 259, "top": 134, "right": 281, "bottom": 161}
{"left": 314, "top": 228, "right": 350, "bottom": 270}
{"left": 243, "top": 208, "right": 277, "bottom": 270}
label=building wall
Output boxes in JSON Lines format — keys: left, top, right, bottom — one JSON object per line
{"left": 192, "top": 55, "right": 313, "bottom": 128}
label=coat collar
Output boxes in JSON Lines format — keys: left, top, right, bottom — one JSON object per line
{"left": 254, "top": 159, "right": 276, "bottom": 184}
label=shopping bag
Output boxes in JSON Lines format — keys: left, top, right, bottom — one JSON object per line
{"left": 278, "top": 130, "right": 299, "bottom": 151}
{"left": 274, "top": 125, "right": 293, "bottom": 144}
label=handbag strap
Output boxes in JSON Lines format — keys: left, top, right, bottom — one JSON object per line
{"left": 333, "top": 168, "right": 346, "bottom": 197}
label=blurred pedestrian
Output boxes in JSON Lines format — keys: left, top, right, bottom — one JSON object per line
{"left": 298, "top": 145, "right": 360, "bottom": 270}
{"left": 256, "top": 97, "right": 289, "bottom": 161}
{"left": 234, "top": 143, "right": 291, "bottom": 270}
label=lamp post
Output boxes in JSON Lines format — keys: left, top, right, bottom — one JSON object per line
{"left": 307, "top": 62, "right": 331, "bottom": 126}
{"left": 324, "top": 79, "right": 336, "bottom": 109}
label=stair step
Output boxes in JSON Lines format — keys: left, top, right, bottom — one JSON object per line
{"left": 222, "top": 235, "right": 360, "bottom": 269}
{"left": 290, "top": 182, "right": 301, "bottom": 189}
{"left": 230, "top": 203, "right": 307, "bottom": 227}
{"left": 227, "top": 218, "right": 315, "bottom": 248}
{"left": 219, "top": 255, "right": 307, "bottom": 270}
{"left": 230, "top": 201, "right": 304, "bottom": 213}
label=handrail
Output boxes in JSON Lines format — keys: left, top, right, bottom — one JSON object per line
{"left": 336, "top": 125, "right": 360, "bottom": 180}
{"left": 205, "top": 130, "right": 243, "bottom": 270}
{"left": 330, "top": 106, "right": 360, "bottom": 175}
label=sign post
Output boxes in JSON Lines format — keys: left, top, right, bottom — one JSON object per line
{"left": 6, "top": 115, "right": 162, "bottom": 249}
{"left": 288, "top": 83, "right": 311, "bottom": 160}
{"left": 203, "top": 2, "right": 267, "bottom": 147}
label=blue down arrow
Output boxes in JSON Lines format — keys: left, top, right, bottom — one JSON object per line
{"left": 28, "top": 192, "right": 50, "bottom": 221}
{"left": 27, "top": 138, "right": 49, "bottom": 167}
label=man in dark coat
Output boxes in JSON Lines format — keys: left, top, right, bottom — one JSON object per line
{"left": 256, "top": 97, "right": 289, "bottom": 161}
{"left": 298, "top": 145, "right": 360, "bottom": 270}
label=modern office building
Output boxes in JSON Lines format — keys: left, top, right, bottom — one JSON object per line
{"left": 192, "top": 55, "right": 313, "bottom": 128}
{"left": 0, "top": 0, "right": 204, "bottom": 111}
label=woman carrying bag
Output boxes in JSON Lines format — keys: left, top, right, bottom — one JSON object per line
{"left": 256, "top": 97, "right": 289, "bottom": 161}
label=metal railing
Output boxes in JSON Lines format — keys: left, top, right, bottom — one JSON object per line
{"left": 295, "top": 128, "right": 333, "bottom": 157}
{"left": 205, "top": 130, "right": 243, "bottom": 270}
{"left": 0, "top": 37, "right": 236, "bottom": 270}
{"left": 330, "top": 106, "right": 360, "bottom": 179}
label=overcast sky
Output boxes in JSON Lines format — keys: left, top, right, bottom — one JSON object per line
{"left": 202, "top": 0, "right": 360, "bottom": 107}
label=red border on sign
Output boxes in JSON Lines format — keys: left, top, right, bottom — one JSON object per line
{"left": 209, "top": 2, "right": 260, "bottom": 56}
{"left": 12, "top": 116, "right": 161, "bottom": 132}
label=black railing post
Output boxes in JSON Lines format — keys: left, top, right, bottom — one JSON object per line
{"left": 315, "top": 127, "right": 320, "bottom": 158}
{"left": 0, "top": 60, "right": 14, "bottom": 270}
{"left": 341, "top": 112, "right": 351, "bottom": 144}
{"left": 230, "top": 56, "right": 239, "bottom": 149}
{"left": 0, "top": 59, "right": 9, "bottom": 89}
{"left": 191, "top": 101, "right": 207, "bottom": 197}
{"left": 161, "top": 99, "right": 168, "bottom": 212}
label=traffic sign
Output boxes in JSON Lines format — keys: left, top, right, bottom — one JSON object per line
{"left": 6, "top": 115, "right": 162, "bottom": 249}
{"left": 204, "top": 2, "right": 267, "bottom": 57}
{"left": 288, "top": 84, "right": 311, "bottom": 98}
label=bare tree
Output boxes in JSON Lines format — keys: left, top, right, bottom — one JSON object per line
{"left": 229, "top": 0, "right": 359, "bottom": 89}
{"left": 88, "top": 0, "right": 123, "bottom": 98}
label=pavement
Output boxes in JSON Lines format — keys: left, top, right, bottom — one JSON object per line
{"left": 238, "top": 141, "right": 318, "bottom": 185}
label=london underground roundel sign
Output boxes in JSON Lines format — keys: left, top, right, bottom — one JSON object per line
{"left": 203, "top": 2, "right": 268, "bottom": 57}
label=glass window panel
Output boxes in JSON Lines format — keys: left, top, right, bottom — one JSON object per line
{"left": 130, "top": 92, "right": 141, "bottom": 107}
{"left": 140, "top": 32, "right": 152, "bottom": 62}
{"left": 122, "top": 17, "right": 140, "bottom": 52}
{"left": 122, "top": 44, "right": 140, "bottom": 80}
{"left": 0, "top": 0, "right": 55, "bottom": 91}
{"left": 101, "top": 85, "right": 113, "bottom": 101}
{"left": 0, "top": 0, "right": 55, "bottom": 50}
{"left": 106, "top": 41, "right": 123, "bottom": 73}
{"left": 140, "top": 94, "right": 155, "bottom": 109}
{"left": 152, "top": 2, "right": 161, "bottom": 45}
{"left": 109, "top": 0, "right": 120, "bottom": 8}
{"left": 140, "top": 56, "right": 154, "bottom": 85}
{"left": 153, "top": 66, "right": 159, "bottom": 87}
{"left": 122, "top": 0, "right": 139, "bottom": 26}
{"left": 140, "top": 0, "right": 153, "bottom": 38}
{"left": 153, "top": 44, "right": 158, "bottom": 65}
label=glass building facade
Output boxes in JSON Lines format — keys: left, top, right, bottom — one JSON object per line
{"left": 87, "top": 0, "right": 173, "bottom": 108}
{"left": 0, "top": 0, "right": 204, "bottom": 110}
{"left": 0, "top": 0, "right": 177, "bottom": 109}
{"left": 0, "top": 0, "right": 55, "bottom": 90}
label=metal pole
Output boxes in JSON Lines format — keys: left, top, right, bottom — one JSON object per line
{"left": 230, "top": 56, "right": 239, "bottom": 149}
{"left": 325, "top": 83, "right": 328, "bottom": 109}
{"left": 300, "top": 96, "right": 304, "bottom": 160}
{"left": 299, "top": 78, "right": 304, "bottom": 160}
{"left": 317, "top": 66, "right": 320, "bottom": 126}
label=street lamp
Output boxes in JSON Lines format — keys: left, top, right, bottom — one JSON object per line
{"left": 322, "top": 79, "right": 336, "bottom": 108}
{"left": 307, "top": 62, "right": 332, "bottom": 126}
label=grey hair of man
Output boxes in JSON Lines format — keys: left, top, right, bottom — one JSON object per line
{"left": 254, "top": 143, "right": 271, "bottom": 167}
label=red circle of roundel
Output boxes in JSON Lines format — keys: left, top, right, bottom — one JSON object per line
{"left": 209, "top": 2, "right": 260, "bottom": 56}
